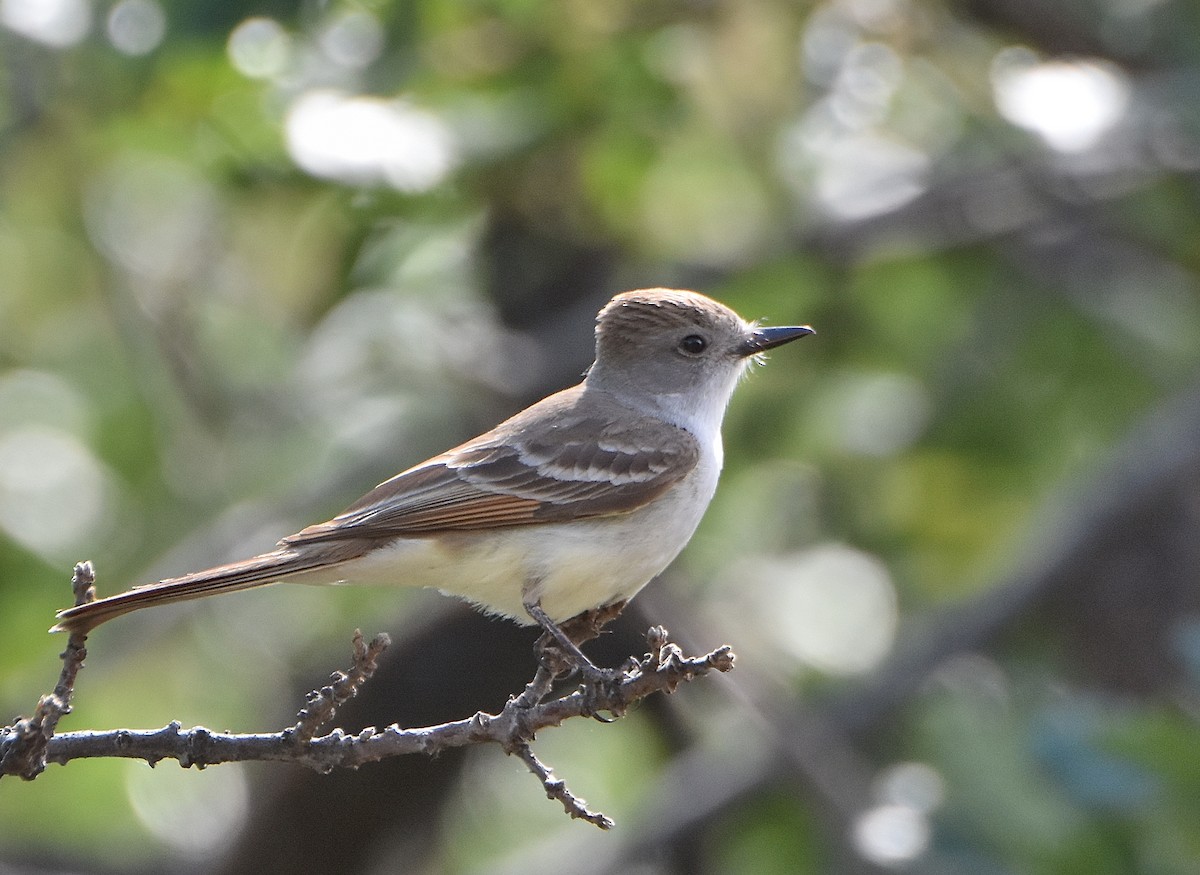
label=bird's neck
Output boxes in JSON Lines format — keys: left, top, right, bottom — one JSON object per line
{"left": 584, "top": 369, "right": 742, "bottom": 445}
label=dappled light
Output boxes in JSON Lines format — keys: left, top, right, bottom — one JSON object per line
{"left": 105, "top": 0, "right": 164, "bottom": 57}
{"left": 284, "top": 90, "right": 457, "bottom": 192}
{"left": 226, "top": 17, "right": 291, "bottom": 80}
{"left": 84, "top": 155, "right": 218, "bottom": 287}
{"left": 733, "top": 544, "right": 898, "bottom": 676}
{"left": 991, "top": 50, "right": 1131, "bottom": 153}
{"left": 853, "top": 802, "right": 929, "bottom": 866}
{"left": 854, "top": 760, "right": 947, "bottom": 864}
{"left": 126, "top": 761, "right": 249, "bottom": 860}
{"left": 316, "top": 9, "right": 385, "bottom": 71}
{"left": 1, "top": 0, "right": 88, "bottom": 47}
{"left": 0, "top": 426, "right": 110, "bottom": 559}
{"left": 0, "top": 371, "right": 112, "bottom": 560}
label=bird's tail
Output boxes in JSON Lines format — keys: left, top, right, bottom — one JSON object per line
{"left": 51, "top": 549, "right": 337, "bottom": 635}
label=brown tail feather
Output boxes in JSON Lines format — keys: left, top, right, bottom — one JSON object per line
{"left": 51, "top": 549, "right": 337, "bottom": 635}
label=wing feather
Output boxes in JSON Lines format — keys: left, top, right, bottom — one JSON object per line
{"left": 283, "top": 387, "right": 700, "bottom": 546}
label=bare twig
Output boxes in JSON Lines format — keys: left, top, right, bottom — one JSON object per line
{"left": 0, "top": 568, "right": 734, "bottom": 829}
{"left": 32, "top": 630, "right": 733, "bottom": 761}
{"left": 288, "top": 630, "right": 391, "bottom": 743}
{"left": 0, "top": 562, "right": 95, "bottom": 780}
{"left": 512, "top": 739, "right": 615, "bottom": 829}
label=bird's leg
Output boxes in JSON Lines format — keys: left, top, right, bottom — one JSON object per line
{"left": 524, "top": 600, "right": 618, "bottom": 685}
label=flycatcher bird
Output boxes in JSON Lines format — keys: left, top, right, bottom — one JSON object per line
{"left": 53, "top": 289, "right": 813, "bottom": 674}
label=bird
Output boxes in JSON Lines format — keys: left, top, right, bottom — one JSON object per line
{"left": 53, "top": 288, "right": 813, "bottom": 675}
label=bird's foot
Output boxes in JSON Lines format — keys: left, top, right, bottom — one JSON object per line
{"left": 524, "top": 600, "right": 633, "bottom": 713}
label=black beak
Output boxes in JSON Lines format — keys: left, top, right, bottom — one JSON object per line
{"left": 737, "top": 324, "right": 815, "bottom": 357}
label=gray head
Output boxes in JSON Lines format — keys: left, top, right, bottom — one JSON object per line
{"left": 585, "top": 288, "right": 813, "bottom": 432}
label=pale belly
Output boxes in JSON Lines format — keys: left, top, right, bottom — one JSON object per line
{"left": 328, "top": 453, "right": 721, "bottom": 623}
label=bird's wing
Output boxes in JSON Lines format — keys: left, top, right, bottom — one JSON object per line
{"left": 283, "top": 390, "right": 700, "bottom": 544}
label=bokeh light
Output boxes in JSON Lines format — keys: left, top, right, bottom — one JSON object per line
{"left": 83, "top": 154, "right": 218, "bottom": 287}
{"left": 853, "top": 802, "right": 930, "bottom": 866}
{"left": 0, "top": 0, "right": 89, "bottom": 47}
{"left": 318, "top": 9, "right": 384, "bottom": 70}
{"left": 744, "top": 544, "right": 899, "bottom": 675}
{"left": 227, "top": 16, "right": 291, "bottom": 79}
{"left": 284, "top": 90, "right": 457, "bottom": 191}
{"left": 0, "top": 425, "right": 110, "bottom": 558}
{"left": 992, "top": 49, "right": 1131, "bottom": 153}
{"left": 106, "top": 0, "right": 165, "bottom": 56}
{"left": 126, "top": 762, "right": 250, "bottom": 859}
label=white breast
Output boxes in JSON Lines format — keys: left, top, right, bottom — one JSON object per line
{"left": 336, "top": 434, "right": 724, "bottom": 623}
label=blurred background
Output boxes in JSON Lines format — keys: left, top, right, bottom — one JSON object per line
{"left": 3, "top": 0, "right": 1200, "bottom": 872}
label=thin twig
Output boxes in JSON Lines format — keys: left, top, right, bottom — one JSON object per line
{"left": 288, "top": 630, "right": 391, "bottom": 743}
{"left": 512, "top": 739, "right": 615, "bottom": 829}
{"left": 30, "top": 633, "right": 733, "bottom": 773}
{"left": 0, "top": 567, "right": 734, "bottom": 829}
{"left": 0, "top": 562, "right": 95, "bottom": 780}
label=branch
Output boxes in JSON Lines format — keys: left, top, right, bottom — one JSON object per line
{"left": 288, "top": 629, "right": 391, "bottom": 743}
{"left": 0, "top": 562, "right": 95, "bottom": 780}
{"left": 0, "top": 567, "right": 734, "bottom": 830}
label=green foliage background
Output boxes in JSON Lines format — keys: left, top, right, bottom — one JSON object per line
{"left": 3, "top": 0, "right": 1200, "bottom": 872}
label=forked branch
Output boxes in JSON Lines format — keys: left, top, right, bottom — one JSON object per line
{"left": 0, "top": 565, "right": 734, "bottom": 829}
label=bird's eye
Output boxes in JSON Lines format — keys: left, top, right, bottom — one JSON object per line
{"left": 679, "top": 334, "right": 708, "bottom": 355}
